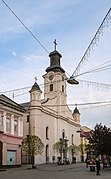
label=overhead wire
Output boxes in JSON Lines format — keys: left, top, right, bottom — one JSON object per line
{"left": 1, "top": 75, "right": 111, "bottom": 99}
{"left": 1, "top": 1, "right": 111, "bottom": 105}
{"left": 79, "top": 79, "right": 111, "bottom": 89}
{"left": 2, "top": 0, "right": 49, "bottom": 54}
{"left": 1, "top": 1, "right": 111, "bottom": 93}
{"left": 75, "top": 60, "right": 111, "bottom": 77}
{"left": 1, "top": 58, "right": 111, "bottom": 96}
{"left": 79, "top": 102, "right": 111, "bottom": 110}
{"left": 56, "top": 102, "right": 111, "bottom": 112}
{"left": 42, "top": 100, "right": 111, "bottom": 107}
{"left": 1, "top": 1, "right": 111, "bottom": 123}
{"left": 0, "top": 78, "right": 67, "bottom": 96}
{"left": 1, "top": 58, "right": 111, "bottom": 97}
{"left": 72, "top": 7, "right": 111, "bottom": 77}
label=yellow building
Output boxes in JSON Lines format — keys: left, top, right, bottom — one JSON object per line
{"left": 80, "top": 126, "right": 91, "bottom": 162}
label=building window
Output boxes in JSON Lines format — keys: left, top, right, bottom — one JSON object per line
{"left": 14, "top": 120, "right": 18, "bottom": 134}
{"left": 62, "top": 131, "right": 65, "bottom": 139}
{"left": 46, "top": 126, "right": 49, "bottom": 139}
{"left": 71, "top": 134, "right": 74, "bottom": 144}
{"left": 27, "top": 115, "right": 29, "bottom": 122}
{"left": 46, "top": 144, "right": 49, "bottom": 162}
{"left": 6, "top": 113, "right": 11, "bottom": 133}
{"left": 62, "top": 85, "right": 64, "bottom": 92}
{"left": 50, "top": 84, "right": 53, "bottom": 91}
{"left": 14, "top": 116, "right": 18, "bottom": 135}
{"left": 0, "top": 111, "right": 3, "bottom": 131}
{"left": 6, "top": 118, "right": 11, "bottom": 133}
{"left": 62, "top": 129, "right": 65, "bottom": 139}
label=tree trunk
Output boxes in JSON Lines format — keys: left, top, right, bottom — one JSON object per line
{"left": 31, "top": 155, "right": 35, "bottom": 168}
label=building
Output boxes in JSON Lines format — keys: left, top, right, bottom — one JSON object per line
{"left": 22, "top": 48, "right": 81, "bottom": 164}
{"left": 0, "top": 94, "right": 25, "bottom": 168}
{"left": 80, "top": 126, "right": 91, "bottom": 161}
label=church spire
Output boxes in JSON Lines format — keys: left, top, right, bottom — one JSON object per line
{"left": 46, "top": 40, "right": 65, "bottom": 73}
{"left": 29, "top": 77, "right": 41, "bottom": 93}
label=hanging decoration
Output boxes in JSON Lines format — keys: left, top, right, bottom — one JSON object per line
{"left": 67, "top": 7, "right": 111, "bottom": 84}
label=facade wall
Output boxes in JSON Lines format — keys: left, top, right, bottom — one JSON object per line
{"left": 25, "top": 106, "right": 80, "bottom": 164}
{"left": 0, "top": 106, "right": 24, "bottom": 167}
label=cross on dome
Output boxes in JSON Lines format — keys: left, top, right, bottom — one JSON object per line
{"left": 34, "top": 76, "right": 37, "bottom": 83}
{"left": 53, "top": 39, "right": 57, "bottom": 51}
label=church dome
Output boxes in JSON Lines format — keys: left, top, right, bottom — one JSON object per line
{"left": 46, "top": 50, "right": 65, "bottom": 73}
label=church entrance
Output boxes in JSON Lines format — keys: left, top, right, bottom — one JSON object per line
{"left": 45, "top": 145, "right": 49, "bottom": 163}
{"left": 0, "top": 141, "right": 2, "bottom": 168}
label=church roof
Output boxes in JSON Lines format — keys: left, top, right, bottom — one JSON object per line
{"left": 0, "top": 94, "right": 25, "bottom": 112}
{"left": 80, "top": 126, "right": 91, "bottom": 137}
{"left": 81, "top": 126, "right": 91, "bottom": 132}
{"left": 29, "top": 82, "right": 41, "bottom": 93}
{"left": 49, "top": 50, "right": 62, "bottom": 58}
{"left": 20, "top": 99, "right": 49, "bottom": 111}
{"left": 20, "top": 102, "right": 30, "bottom": 110}
{"left": 73, "top": 107, "right": 80, "bottom": 114}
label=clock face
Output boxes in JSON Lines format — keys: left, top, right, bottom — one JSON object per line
{"left": 49, "top": 74, "right": 54, "bottom": 81}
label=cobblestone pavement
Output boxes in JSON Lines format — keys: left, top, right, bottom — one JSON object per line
{"left": 0, "top": 163, "right": 111, "bottom": 179}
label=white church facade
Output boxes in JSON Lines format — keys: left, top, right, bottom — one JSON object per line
{"left": 22, "top": 48, "right": 81, "bottom": 164}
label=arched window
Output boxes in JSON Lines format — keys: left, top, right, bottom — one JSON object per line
{"left": 46, "top": 126, "right": 49, "bottom": 139}
{"left": 46, "top": 144, "right": 49, "bottom": 162}
{"left": 71, "top": 134, "right": 74, "bottom": 144}
{"left": 62, "top": 129, "right": 65, "bottom": 139}
{"left": 50, "top": 84, "right": 53, "bottom": 91}
{"left": 62, "top": 131, "right": 65, "bottom": 139}
{"left": 62, "top": 85, "right": 64, "bottom": 92}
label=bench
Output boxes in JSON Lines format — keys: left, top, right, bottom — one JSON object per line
{"left": 88, "top": 164, "right": 96, "bottom": 172}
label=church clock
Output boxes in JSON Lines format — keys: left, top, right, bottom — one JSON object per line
{"left": 49, "top": 74, "right": 54, "bottom": 81}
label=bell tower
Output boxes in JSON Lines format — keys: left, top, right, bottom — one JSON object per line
{"left": 29, "top": 77, "right": 42, "bottom": 135}
{"left": 43, "top": 40, "right": 67, "bottom": 110}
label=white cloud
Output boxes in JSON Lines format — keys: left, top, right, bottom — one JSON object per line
{"left": 12, "top": 51, "right": 16, "bottom": 57}
{"left": 23, "top": 54, "right": 46, "bottom": 62}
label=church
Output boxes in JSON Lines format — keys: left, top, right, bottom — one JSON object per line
{"left": 22, "top": 44, "right": 81, "bottom": 164}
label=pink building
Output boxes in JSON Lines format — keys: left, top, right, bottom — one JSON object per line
{"left": 0, "top": 95, "right": 25, "bottom": 168}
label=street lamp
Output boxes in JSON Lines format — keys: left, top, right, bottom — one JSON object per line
{"left": 67, "top": 76, "right": 79, "bottom": 85}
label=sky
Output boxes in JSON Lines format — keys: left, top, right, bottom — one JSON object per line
{"left": 0, "top": 0, "right": 111, "bottom": 129}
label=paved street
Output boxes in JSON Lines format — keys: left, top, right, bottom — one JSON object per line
{"left": 0, "top": 163, "right": 111, "bottom": 179}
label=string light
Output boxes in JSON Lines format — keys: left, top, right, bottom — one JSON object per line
{"left": 71, "top": 7, "right": 111, "bottom": 78}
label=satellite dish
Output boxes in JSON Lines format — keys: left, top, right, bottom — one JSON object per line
{"left": 67, "top": 76, "right": 79, "bottom": 85}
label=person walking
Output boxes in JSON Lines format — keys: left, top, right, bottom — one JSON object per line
{"left": 96, "top": 157, "right": 100, "bottom": 175}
